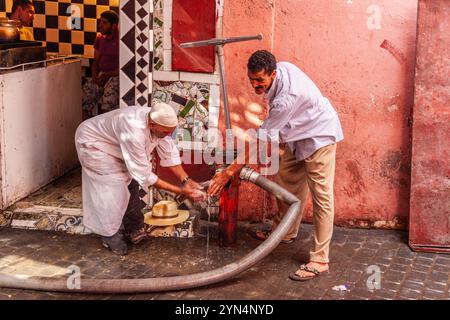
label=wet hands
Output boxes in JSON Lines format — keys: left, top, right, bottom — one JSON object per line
{"left": 207, "top": 170, "right": 233, "bottom": 196}
{"left": 182, "top": 179, "right": 207, "bottom": 201}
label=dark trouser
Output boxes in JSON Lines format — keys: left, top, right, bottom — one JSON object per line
{"left": 122, "top": 180, "right": 146, "bottom": 234}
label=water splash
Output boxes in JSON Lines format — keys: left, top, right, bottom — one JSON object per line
{"left": 206, "top": 196, "right": 211, "bottom": 261}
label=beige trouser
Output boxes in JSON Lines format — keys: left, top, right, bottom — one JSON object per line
{"left": 272, "top": 143, "right": 337, "bottom": 263}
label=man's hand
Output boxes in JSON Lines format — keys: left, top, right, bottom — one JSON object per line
{"left": 181, "top": 184, "right": 207, "bottom": 202}
{"left": 207, "top": 170, "right": 233, "bottom": 196}
{"left": 184, "top": 179, "right": 204, "bottom": 192}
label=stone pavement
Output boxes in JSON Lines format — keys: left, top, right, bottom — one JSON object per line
{"left": 0, "top": 222, "right": 449, "bottom": 300}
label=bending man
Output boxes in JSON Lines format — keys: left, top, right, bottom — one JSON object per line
{"left": 76, "top": 103, "right": 205, "bottom": 255}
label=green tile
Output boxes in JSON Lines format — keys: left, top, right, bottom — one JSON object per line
{"left": 154, "top": 17, "right": 163, "bottom": 27}
{"left": 154, "top": 60, "right": 163, "bottom": 70}
{"left": 178, "top": 100, "right": 196, "bottom": 118}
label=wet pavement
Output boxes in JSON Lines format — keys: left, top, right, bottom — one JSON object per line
{"left": 0, "top": 222, "right": 449, "bottom": 300}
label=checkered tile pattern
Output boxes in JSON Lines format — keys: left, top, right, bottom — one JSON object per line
{"left": 1, "top": 0, "right": 119, "bottom": 57}
{"left": 0, "top": 0, "right": 13, "bottom": 18}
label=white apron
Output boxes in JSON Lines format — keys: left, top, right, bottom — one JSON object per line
{"left": 77, "top": 143, "right": 132, "bottom": 236}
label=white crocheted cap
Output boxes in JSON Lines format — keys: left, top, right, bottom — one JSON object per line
{"left": 149, "top": 102, "right": 178, "bottom": 127}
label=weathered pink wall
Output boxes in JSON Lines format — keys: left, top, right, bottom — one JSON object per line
{"left": 409, "top": 0, "right": 450, "bottom": 250}
{"left": 221, "top": 0, "right": 419, "bottom": 228}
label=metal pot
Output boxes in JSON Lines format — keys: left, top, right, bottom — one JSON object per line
{"left": 0, "top": 19, "right": 20, "bottom": 43}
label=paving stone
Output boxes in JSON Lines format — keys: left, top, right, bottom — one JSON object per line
{"left": 347, "top": 288, "right": 373, "bottom": 299}
{"left": 366, "top": 263, "right": 389, "bottom": 274}
{"left": 382, "top": 270, "right": 407, "bottom": 282}
{"left": 380, "top": 241, "right": 401, "bottom": 250}
{"left": 344, "top": 271, "right": 365, "bottom": 283}
{"left": 411, "top": 264, "right": 431, "bottom": 273}
{"left": 432, "top": 264, "right": 450, "bottom": 273}
{"left": 414, "top": 256, "right": 435, "bottom": 266}
{"left": 402, "top": 280, "right": 425, "bottom": 291}
{"left": 423, "top": 280, "right": 447, "bottom": 292}
{"left": 397, "top": 295, "right": 417, "bottom": 300}
{"left": 0, "top": 245, "right": 18, "bottom": 256}
{"left": 372, "top": 256, "right": 393, "bottom": 264}
{"left": 396, "top": 248, "right": 416, "bottom": 259}
{"left": 357, "top": 249, "right": 378, "bottom": 257}
{"left": 374, "top": 288, "right": 397, "bottom": 299}
{"left": 0, "top": 226, "right": 447, "bottom": 300}
{"left": 405, "top": 271, "right": 428, "bottom": 283}
{"left": 380, "top": 280, "right": 402, "bottom": 291}
{"left": 422, "top": 288, "right": 447, "bottom": 300}
{"left": 416, "top": 252, "right": 437, "bottom": 259}
{"left": 435, "top": 256, "right": 450, "bottom": 265}
{"left": 428, "top": 270, "right": 450, "bottom": 283}
{"left": 398, "top": 287, "right": 422, "bottom": 299}
{"left": 364, "top": 242, "right": 383, "bottom": 251}
{"left": 390, "top": 263, "right": 412, "bottom": 272}
{"left": 391, "top": 257, "right": 414, "bottom": 266}
{"left": 343, "top": 243, "right": 364, "bottom": 252}
{"left": 377, "top": 249, "right": 397, "bottom": 260}
{"left": 346, "top": 236, "right": 367, "bottom": 244}
{"left": 322, "top": 290, "right": 348, "bottom": 300}
{"left": 372, "top": 295, "right": 393, "bottom": 300}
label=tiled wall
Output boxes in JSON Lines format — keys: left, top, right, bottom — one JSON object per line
{"left": 119, "top": 0, "right": 224, "bottom": 211}
{"left": 0, "top": 0, "right": 119, "bottom": 57}
{"left": 119, "top": 0, "right": 153, "bottom": 107}
{"left": 119, "top": 0, "right": 223, "bottom": 148}
{"left": 0, "top": 0, "right": 11, "bottom": 17}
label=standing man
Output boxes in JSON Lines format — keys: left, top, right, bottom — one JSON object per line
{"left": 76, "top": 103, "right": 206, "bottom": 255}
{"left": 9, "top": 0, "right": 35, "bottom": 40}
{"left": 82, "top": 10, "right": 120, "bottom": 118}
{"left": 208, "top": 50, "right": 344, "bottom": 281}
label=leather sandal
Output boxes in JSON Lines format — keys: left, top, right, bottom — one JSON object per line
{"left": 127, "top": 227, "right": 147, "bottom": 245}
{"left": 249, "top": 229, "right": 296, "bottom": 244}
{"left": 289, "top": 264, "right": 329, "bottom": 281}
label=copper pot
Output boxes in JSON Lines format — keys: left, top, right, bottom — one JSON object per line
{"left": 0, "top": 19, "right": 20, "bottom": 43}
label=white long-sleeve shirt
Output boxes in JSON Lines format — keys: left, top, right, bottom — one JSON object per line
{"left": 260, "top": 62, "right": 344, "bottom": 160}
{"left": 75, "top": 106, "right": 181, "bottom": 188}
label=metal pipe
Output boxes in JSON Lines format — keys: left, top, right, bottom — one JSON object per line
{"left": 0, "top": 167, "right": 301, "bottom": 294}
{"left": 180, "top": 34, "right": 262, "bottom": 134}
{"left": 179, "top": 34, "right": 262, "bottom": 48}
{"left": 216, "top": 44, "right": 232, "bottom": 131}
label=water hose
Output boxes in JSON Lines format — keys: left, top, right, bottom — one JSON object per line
{"left": 0, "top": 167, "right": 301, "bottom": 293}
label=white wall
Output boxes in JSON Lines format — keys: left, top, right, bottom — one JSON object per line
{"left": 0, "top": 60, "right": 82, "bottom": 209}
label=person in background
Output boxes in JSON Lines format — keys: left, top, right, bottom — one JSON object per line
{"left": 82, "top": 10, "right": 120, "bottom": 118}
{"left": 9, "top": 0, "right": 35, "bottom": 41}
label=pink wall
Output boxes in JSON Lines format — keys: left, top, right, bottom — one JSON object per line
{"left": 409, "top": 0, "right": 450, "bottom": 250}
{"left": 221, "top": 0, "right": 419, "bottom": 228}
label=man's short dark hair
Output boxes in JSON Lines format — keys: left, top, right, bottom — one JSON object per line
{"left": 100, "top": 10, "right": 119, "bottom": 25}
{"left": 247, "top": 50, "right": 277, "bottom": 75}
{"left": 11, "top": 0, "right": 33, "bottom": 14}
